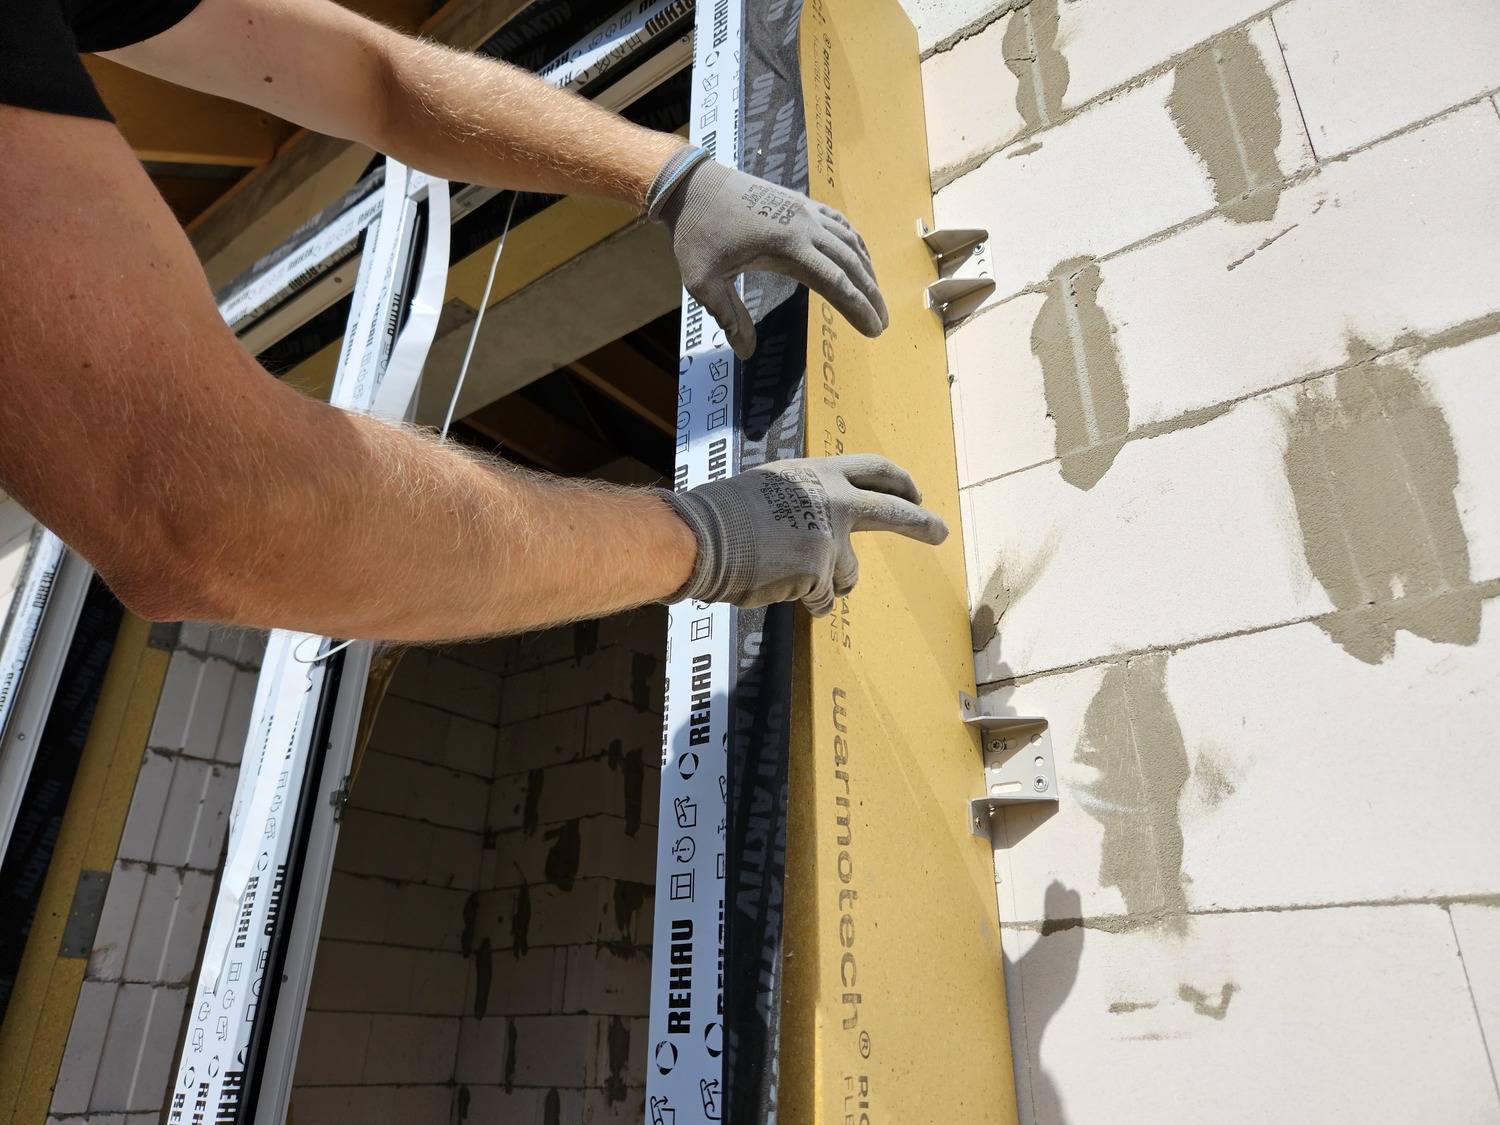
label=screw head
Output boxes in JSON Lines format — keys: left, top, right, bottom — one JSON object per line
{"left": 1033, "top": 775, "right": 1049, "bottom": 793}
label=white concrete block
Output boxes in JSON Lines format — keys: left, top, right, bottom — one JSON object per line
{"left": 213, "top": 670, "right": 258, "bottom": 765}
{"left": 444, "top": 714, "right": 498, "bottom": 777}
{"left": 562, "top": 945, "right": 652, "bottom": 1016}
{"left": 383, "top": 883, "right": 469, "bottom": 951}
{"left": 989, "top": 610, "right": 1500, "bottom": 922}
{"left": 921, "top": 17, "right": 1025, "bottom": 174}
{"left": 509, "top": 1014, "right": 591, "bottom": 1088}
{"left": 483, "top": 948, "right": 565, "bottom": 1016}
{"left": 89, "top": 863, "right": 146, "bottom": 982}
{"left": 1419, "top": 333, "right": 1500, "bottom": 584}
{"left": 421, "top": 655, "right": 502, "bottom": 724}
{"left": 934, "top": 72, "right": 1218, "bottom": 303}
{"left": 122, "top": 867, "right": 212, "bottom": 985}
{"left": 1057, "top": 0, "right": 1284, "bottom": 110}
{"left": 948, "top": 292, "right": 1051, "bottom": 489}
{"left": 307, "top": 941, "right": 416, "bottom": 1013}
{"left": 427, "top": 825, "right": 484, "bottom": 890}
{"left": 968, "top": 392, "right": 1328, "bottom": 681}
{"left": 51, "top": 980, "right": 116, "bottom": 1114}
{"left": 320, "top": 871, "right": 398, "bottom": 943}
{"left": 148, "top": 652, "right": 234, "bottom": 761}
{"left": 333, "top": 810, "right": 434, "bottom": 884}
{"left": 496, "top": 707, "right": 588, "bottom": 774}
{"left": 404, "top": 951, "right": 469, "bottom": 1015}
{"left": 899, "top": 0, "right": 1004, "bottom": 54}
{"left": 90, "top": 984, "right": 187, "bottom": 1112}
{"left": 1005, "top": 905, "right": 1498, "bottom": 1125}
{"left": 366, "top": 695, "right": 451, "bottom": 765}
{"left": 290, "top": 1085, "right": 452, "bottom": 1125}
{"left": 149, "top": 756, "right": 235, "bottom": 871}
{"left": 949, "top": 50, "right": 1472, "bottom": 487}
{"left": 1101, "top": 104, "right": 1500, "bottom": 429}
{"left": 293, "top": 1011, "right": 371, "bottom": 1086}
{"left": 1450, "top": 904, "right": 1500, "bottom": 1079}
{"left": 1275, "top": 0, "right": 1500, "bottom": 158}
{"left": 360, "top": 1014, "right": 460, "bottom": 1083}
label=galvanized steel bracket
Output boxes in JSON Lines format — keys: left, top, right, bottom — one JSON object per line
{"left": 960, "top": 692, "right": 1059, "bottom": 837}
{"left": 921, "top": 222, "right": 995, "bottom": 326}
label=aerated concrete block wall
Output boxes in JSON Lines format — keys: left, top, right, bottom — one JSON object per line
{"left": 909, "top": 0, "right": 1500, "bottom": 1120}
{"left": 48, "top": 624, "right": 264, "bottom": 1125}
{"left": 291, "top": 608, "right": 663, "bottom": 1125}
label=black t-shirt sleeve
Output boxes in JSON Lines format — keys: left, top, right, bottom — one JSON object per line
{"left": 0, "top": 0, "right": 206, "bottom": 121}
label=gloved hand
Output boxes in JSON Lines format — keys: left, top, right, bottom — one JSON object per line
{"left": 646, "top": 146, "right": 889, "bottom": 359}
{"left": 657, "top": 454, "right": 948, "bottom": 616}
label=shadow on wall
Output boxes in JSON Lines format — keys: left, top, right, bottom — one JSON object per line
{"left": 1005, "top": 881, "right": 1084, "bottom": 1125}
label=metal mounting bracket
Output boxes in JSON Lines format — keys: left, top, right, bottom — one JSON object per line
{"left": 921, "top": 221, "right": 996, "bottom": 326}
{"left": 960, "top": 692, "right": 1059, "bottom": 837}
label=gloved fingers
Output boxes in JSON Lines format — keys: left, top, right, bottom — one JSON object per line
{"left": 832, "top": 544, "right": 860, "bottom": 597}
{"left": 850, "top": 494, "right": 950, "bottom": 545}
{"left": 803, "top": 570, "right": 837, "bottom": 617}
{"left": 832, "top": 453, "right": 923, "bottom": 504}
{"left": 691, "top": 277, "right": 757, "bottom": 359}
{"left": 773, "top": 247, "right": 885, "bottom": 339}
{"left": 813, "top": 201, "right": 871, "bottom": 257}
{"left": 815, "top": 206, "right": 876, "bottom": 280}
{"left": 813, "top": 229, "right": 889, "bottom": 331}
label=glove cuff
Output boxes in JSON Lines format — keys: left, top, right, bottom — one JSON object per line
{"left": 653, "top": 484, "right": 758, "bottom": 605}
{"left": 646, "top": 144, "right": 712, "bottom": 222}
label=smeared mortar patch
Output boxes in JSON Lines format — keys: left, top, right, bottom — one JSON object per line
{"left": 607, "top": 739, "right": 645, "bottom": 837}
{"left": 574, "top": 618, "right": 599, "bottom": 660}
{"left": 612, "top": 880, "right": 650, "bottom": 944}
{"left": 473, "top": 937, "right": 493, "bottom": 1019}
{"left": 523, "top": 768, "right": 543, "bottom": 836}
{"left": 1284, "top": 346, "right": 1481, "bottom": 663}
{"left": 455, "top": 1084, "right": 470, "bottom": 1122}
{"left": 461, "top": 891, "right": 479, "bottom": 957}
{"left": 1396, "top": 309, "right": 1500, "bottom": 356}
{"left": 543, "top": 1089, "right": 561, "bottom": 1125}
{"left": 512, "top": 881, "right": 531, "bottom": 956}
{"left": 1074, "top": 655, "right": 1190, "bottom": 932}
{"left": 1178, "top": 982, "right": 1238, "bottom": 1019}
{"left": 605, "top": 1014, "right": 631, "bottom": 1102}
{"left": 1002, "top": 0, "right": 1069, "bottom": 132}
{"left": 1008, "top": 141, "right": 1043, "bottom": 158}
{"left": 1108, "top": 1000, "right": 1158, "bottom": 1014}
{"left": 631, "top": 652, "right": 658, "bottom": 712}
{"left": 971, "top": 543, "right": 1056, "bottom": 651}
{"left": 503, "top": 1019, "right": 518, "bottom": 1091}
{"left": 544, "top": 819, "right": 581, "bottom": 890}
{"left": 1033, "top": 257, "right": 1130, "bottom": 489}
{"left": 1191, "top": 750, "right": 1237, "bottom": 810}
{"left": 1168, "top": 28, "right": 1284, "bottom": 223}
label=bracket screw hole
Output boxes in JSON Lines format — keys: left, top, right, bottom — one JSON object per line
{"left": 1033, "top": 775, "right": 1049, "bottom": 793}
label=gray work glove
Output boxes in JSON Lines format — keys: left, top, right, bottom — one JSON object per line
{"left": 657, "top": 454, "right": 948, "bottom": 617}
{"left": 646, "top": 146, "right": 889, "bottom": 359}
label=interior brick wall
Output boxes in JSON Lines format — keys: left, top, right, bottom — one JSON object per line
{"left": 291, "top": 607, "right": 664, "bottom": 1125}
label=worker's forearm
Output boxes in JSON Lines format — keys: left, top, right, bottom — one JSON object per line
{"left": 375, "top": 36, "right": 685, "bottom": 205}
{"left": 160, "top": 401, "right": 696, "bottom": 641}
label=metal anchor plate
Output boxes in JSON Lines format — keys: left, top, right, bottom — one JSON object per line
{"left": 921, "top": 222, "right": 996, "bottom": 326}
{"left": 960, "top": 692, "right": 1059, "bottom": 836}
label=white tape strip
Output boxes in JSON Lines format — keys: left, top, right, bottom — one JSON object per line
{"left": 645, "top": 4, "right": 745, "bottom": 1123}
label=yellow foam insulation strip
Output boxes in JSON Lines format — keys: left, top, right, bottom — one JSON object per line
{"left": 0, "top": 614, "right": 169, "bottom": 1125}
{"left": 782, "top": 1, "right": 1021, "bottom": 1122}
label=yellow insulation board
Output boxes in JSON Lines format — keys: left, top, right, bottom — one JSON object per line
{"left": 781, "top": 2, "right": 1020, "bottom": 1122}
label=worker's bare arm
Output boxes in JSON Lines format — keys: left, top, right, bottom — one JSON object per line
{"left": 0, "top": 105, "right": 695, "bottom": 640}
{"left": 101, "top": 0, "right": 683, "bottom": 204}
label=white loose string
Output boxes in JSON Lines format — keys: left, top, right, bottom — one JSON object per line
{"left": 292, "top": 635, "right": 356, "bottom": 664}
{"left": 441, "top": 191, "right": 520, "bottom": 440}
